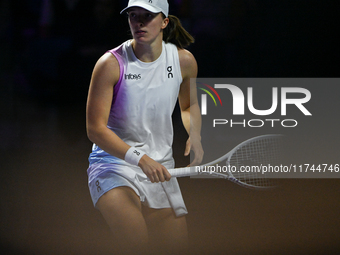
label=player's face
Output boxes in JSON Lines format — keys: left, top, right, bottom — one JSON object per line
{"left": 128, "top": 7, "right": 168, "bottom": 44}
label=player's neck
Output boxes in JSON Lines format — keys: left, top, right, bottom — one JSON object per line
{"left": 131, "top": 39, "right": 163, "bottom": 63}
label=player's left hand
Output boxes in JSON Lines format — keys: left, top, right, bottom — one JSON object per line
{"left": 184, "top": 136, "right": 204, "bottom": 166}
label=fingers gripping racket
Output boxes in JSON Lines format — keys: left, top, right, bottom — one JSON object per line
{"left": 169, "top": 134, "right": 283, "bottom": 189}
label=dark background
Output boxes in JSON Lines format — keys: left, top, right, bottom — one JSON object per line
{"left": 1, "top": 0, "right": 339, "bottom": 254}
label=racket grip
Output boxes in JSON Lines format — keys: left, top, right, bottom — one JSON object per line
{"left": 169, "top": 167, "right": 200, "bottom": 178}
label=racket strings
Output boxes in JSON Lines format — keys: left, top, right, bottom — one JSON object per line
{"left": 229, "top": 137, "right": 281, "bottom": 187}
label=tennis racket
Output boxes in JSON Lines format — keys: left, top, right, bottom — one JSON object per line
{"left": 169, "top": 134, "right": 283, "bottom": 189}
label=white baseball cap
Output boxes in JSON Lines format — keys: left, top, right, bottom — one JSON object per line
{"left": 120, "top": 0, "right": 169, "bottom": 17}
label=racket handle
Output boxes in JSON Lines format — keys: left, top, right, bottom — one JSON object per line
{"left": 168, "top": 167, "right": 200, "bottom": 178}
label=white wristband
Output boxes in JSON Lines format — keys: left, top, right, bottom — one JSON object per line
{"left": 124, "top": 147, "right": 146, "bottom": 166}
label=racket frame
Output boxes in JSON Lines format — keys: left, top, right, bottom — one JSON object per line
{"left": 169, "top": 134, "right": 283, "bottom": 189}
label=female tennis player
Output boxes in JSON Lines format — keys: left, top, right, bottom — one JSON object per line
{"left": 86, "top": 0, "right": 203, "bottom": 254}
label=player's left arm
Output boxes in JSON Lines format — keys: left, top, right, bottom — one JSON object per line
{"left": 178, "top": 48, "right": 204, "bottom": 166}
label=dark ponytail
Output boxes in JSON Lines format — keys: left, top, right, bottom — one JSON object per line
{"left": 163, "top": 15, "right": 194, "bottom": 49}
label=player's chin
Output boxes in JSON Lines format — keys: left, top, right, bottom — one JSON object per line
{"left": 133, "top": 34, "right": 148, "bottom": 42}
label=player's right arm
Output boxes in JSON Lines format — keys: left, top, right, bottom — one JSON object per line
{"left": 86, "top": 53, "right": 170, "bottom": 182}
{"left": 86, "top": 53, "right": 130, "bottom": 160}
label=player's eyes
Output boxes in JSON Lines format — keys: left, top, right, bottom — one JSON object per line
{"left": 128, "top": 11, "right": 156, "bottom": 21}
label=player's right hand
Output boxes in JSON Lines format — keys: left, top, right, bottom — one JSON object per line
{"left": 138, "top": 155, "right": 171, "bottom": 183}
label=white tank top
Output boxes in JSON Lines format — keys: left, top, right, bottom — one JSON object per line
{"left": 89, "top": 40, "right": 183, "bottom": 167}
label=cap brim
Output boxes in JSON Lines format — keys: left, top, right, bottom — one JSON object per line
{"left": 120, "top": 2, "right": 162, "bottom": 15}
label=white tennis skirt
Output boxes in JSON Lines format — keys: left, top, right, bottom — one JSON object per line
{"left": 87, "top": 163, "right": 188, "bottom": 217}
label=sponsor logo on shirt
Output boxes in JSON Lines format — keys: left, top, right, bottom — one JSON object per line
{"left": 167, "top": 66, "right": 173, "bottom": 78}
{"left": 125, "top": 73, "right": 142, "bottom": 80}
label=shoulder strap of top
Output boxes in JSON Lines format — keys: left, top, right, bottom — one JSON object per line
{"left": 107, "top": 46, "right": 125, "bottom": 105}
